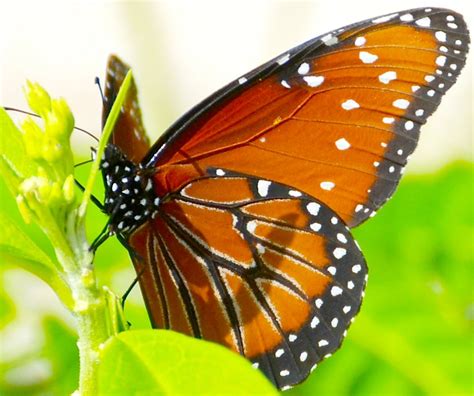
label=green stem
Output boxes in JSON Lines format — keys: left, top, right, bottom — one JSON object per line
{"left": 55, "top": 210, "right": 110, "bottom": 395}
{"left": 68, "top": 71, "right": 132, "bottom": 394}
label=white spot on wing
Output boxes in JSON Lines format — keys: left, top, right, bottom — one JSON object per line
{"left": 341, "top": 99, "right": 360, "bottom": 110}
{"left": 320, "top": 181, "right": 335, "bottom": 191}
{"left": 337, "top": 233, "right": 347, "bottom": 243}
{"left": 379, "top": 71, "right": 397, "bottom": 84}
{"left": 331, "top": 286, "right": 343, "bottom": 296}
{"left": 257, "top": 180, "right": 271, "bottom": 197}
{"left": 352, "top": 264, "right": 362, "bottom": 273}
{"left": 246, "top": 221, "right": 257, "bottom": 233}
{"left": 318, "top": 339, "right": 329, "bottom": 347}
{"left": 335, "top": 138, "right": 351, "bottom": 150}
{"left": 303, "top": 75, "right": 325, "bottom": 87}
{"left": 311, "top": 316, "right": 320, "bottom": 328}
{"left": 415, "top": 17, "right": 431, "bottom": 27}
{"left": 280, "top": 369, "right": 290, "bottom": 377}
{"left": 393, "top": 99, "right": 410, "bottom": 109}
{"left": 359, "top": 51, "right": 378, "bottom": 64}
{"left": 333, "top": 247, "right": 347, "bottom": 259}
{"left": 307, "top": 202, "right": 321, "bottom": 215}
{"left": 435, "top": 31, "right": 447, "bottom": 42}
{"left": 298, "top": 62, "right": 310, "bottom": 75}
{"left": 400, "top": 13, "right": 414, "bottom": 22}
{"left": 354, "top": 36, "right": 366, "bottom": 46}
{"left": 436, "top": 56, "right": 447, "bottom": 66}
{"left": 289, "top": 190, "right": 302, "bottom": 197}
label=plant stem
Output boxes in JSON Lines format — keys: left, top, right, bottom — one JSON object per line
{"left": 58, "top": 210, "right": 111, "bottom": 395}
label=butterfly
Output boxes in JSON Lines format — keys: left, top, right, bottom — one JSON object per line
{"left": 98, "top": 8, "right": 469, "bottom": 390}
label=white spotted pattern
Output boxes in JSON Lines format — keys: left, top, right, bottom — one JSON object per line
{"left": 415, "top": 17, "right": 431, "bottom": 27}
{"left": 341, "top": 99, "right": 360, "bottom": 110}
{"left": 400, "top": 13, "right": 414, "bottom": 22}
{"left": 359, "top": 51, "right": 378, "bottom": 64}
{"left": 435, "top": 31, "right": 447, "bottom": 42}
{"left": 303, "top": 75, "right": 325, "bottom": 87}
{"left": 298, "top": 62, "right": 310, "bottom": 75}
{"left": 307, "top": 202, "right": 321, "bottom": 215}
{"left": 320, "top": 181, "right": 336, "bottom": 191}
{"left": 354, "top": 36, "right": 366, "bottom": 46}
{"left": 379, "top": 71, "right": 397, "bottom": 84}
{"left": 393, "top": 99, "right": 410, "bottom": 109}
{"left": 331, "top": 286, "right": 343, "bottom": 296}
{"left": 335, "top": 138, "right": 351, "bottom": 150}
{"left": 257, "top": 180, "right": 271, "bottom": 197}
{"left": 333, "top": 248, "right": 347, "bottom": 259}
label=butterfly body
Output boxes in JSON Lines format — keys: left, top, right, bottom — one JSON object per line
{"left": 100, "top": 8, "right": 469, "bottom": 390}
{"left": 101, "top": 145, "right": 158, "bottom": 235}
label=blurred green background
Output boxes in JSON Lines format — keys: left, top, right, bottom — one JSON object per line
{"left": 1, "top": 162, "right": 472, "bottom": 395}
{"left": 1, "top": 1, "right": 473, "bottom": 395}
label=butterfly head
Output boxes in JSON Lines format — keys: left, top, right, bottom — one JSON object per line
{"left": 101, "top": 144, "right": 159, "bottom": 235}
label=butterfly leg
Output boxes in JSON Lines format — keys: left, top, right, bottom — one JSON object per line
{"left": 74, "top": 178, "right": 104, "bottom": 211}
{"left": 89, "top": 221, "right": 112, "bottom": 252}
{"left": 120, "top": 268, "right": 144, "bottom": 309}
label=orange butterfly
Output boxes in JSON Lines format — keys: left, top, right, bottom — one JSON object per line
{"left": 98, "top": 8, "right": 469, "bottom": 389}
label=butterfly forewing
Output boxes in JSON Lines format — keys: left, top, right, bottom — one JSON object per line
{"left": 144, "top": 8, "right": 469, "bottom": 227}
{"left": 102, "top": 55, "right": 151, "bottom": 163}
{"left": 127, "top": 169, "right": 367, "bottom": 388}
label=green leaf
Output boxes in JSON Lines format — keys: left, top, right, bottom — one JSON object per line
{"left": 0, "top": 211, "right": 72, "bottom": 309}
{"left": 98, "top": 330, "right": 277, "bottom": 395}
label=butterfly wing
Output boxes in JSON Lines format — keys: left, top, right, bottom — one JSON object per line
{"left": 102, "top": 55, "right": 151, "bottom": 163}
{"left": 144, "top": 8, "right": 469, "bottom": 227}
{"left": 128, "top": 169, "right": 367, "bottom": 389}
{"left": 101, "top": 7, "right": 469, "bottom": 391}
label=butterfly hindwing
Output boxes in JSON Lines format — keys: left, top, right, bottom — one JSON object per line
{"left": 127, "top": 168, "right": 368, "bottom": 388}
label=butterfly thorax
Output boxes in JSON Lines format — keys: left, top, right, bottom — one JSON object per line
{"left": 101, "top": 145, "right": 159, "bottom": 235}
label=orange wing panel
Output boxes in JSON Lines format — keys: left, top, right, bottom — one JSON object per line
{"left": 149, "top": 12, "right": 468, "bottom": 227}
{"left": 161, "top": 199, "right": 255, "bottom": 268}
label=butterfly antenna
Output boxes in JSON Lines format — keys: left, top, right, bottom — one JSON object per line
{"left": 3, "top": 107, "right": 99, "bottom": 142}
{"left": 95, "top": 77, "right": 106, "bottom": 105}
{"left": 74, "top": 159, "right": 94, "bottom": 168}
